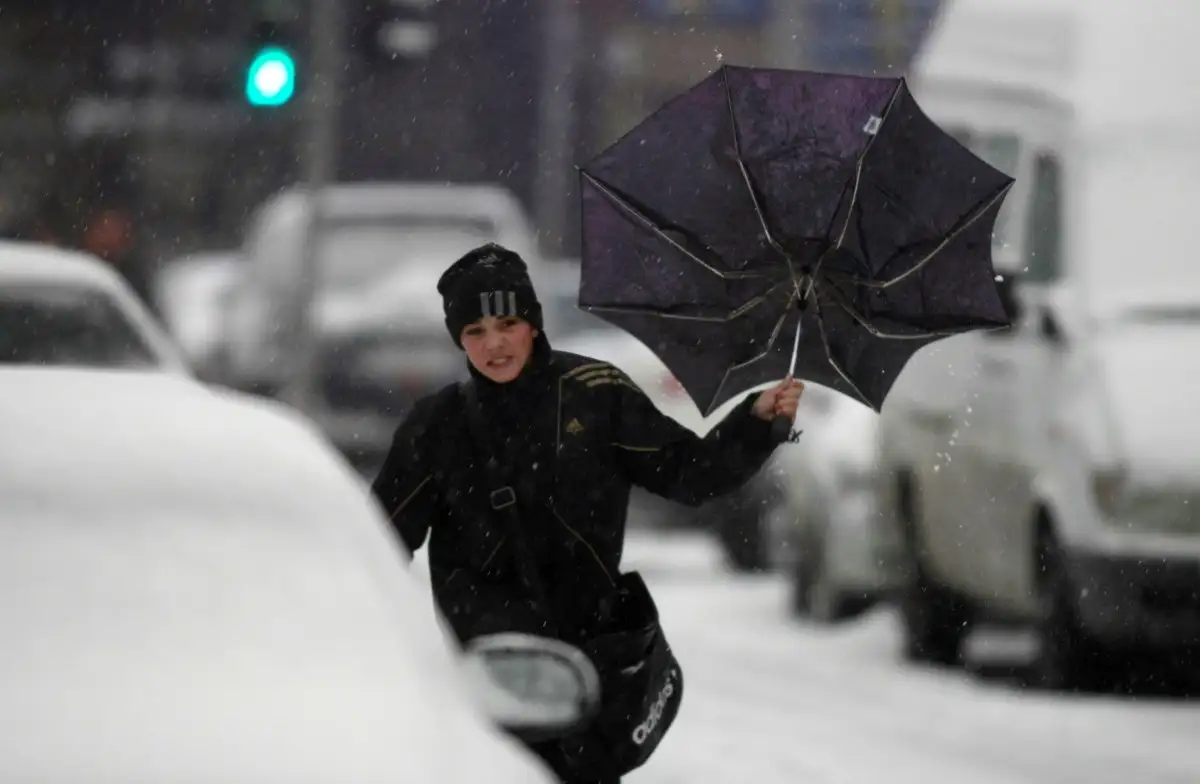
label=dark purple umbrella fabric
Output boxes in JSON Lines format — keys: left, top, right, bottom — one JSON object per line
{"left": 578, "top": 65, "right": 1014, "bottom": 416}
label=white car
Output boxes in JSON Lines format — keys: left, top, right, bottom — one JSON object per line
{"left": 762, "top": 384, "right": 903, "bottom": 622}
{"left": 0, "top": 240, "right": 186, "bottom": 372}
{"left": 0, "top": 367, "right": 589, "bottom": 781}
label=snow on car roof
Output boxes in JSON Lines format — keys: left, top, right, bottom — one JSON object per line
{"left": 0, "top": 365, "right": 551, "bottom": 782}
{"left": 0, "top": 240, "right": 132, "bottom": 291}
{"left": 0, "top": 367, "right": 364, "bottom": 520}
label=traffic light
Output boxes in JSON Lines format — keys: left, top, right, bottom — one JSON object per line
{"left": 243, "top": 9, "right": 303, "bottom": 108}
{"left": 245, "top": 45, "right": 297, "bottom": 106}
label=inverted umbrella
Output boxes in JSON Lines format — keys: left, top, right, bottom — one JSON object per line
{"left": 577, "top": 65, "right": 1014, "bottom": 432}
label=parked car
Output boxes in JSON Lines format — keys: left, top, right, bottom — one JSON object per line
{"left": 152, "top": 249, "right": 241, "bottom": 381}
{"left": 875, "top": 0, "right": 1200, "bottom": 688}
{"left": 0, "top": 366, "right": 593, "bottom": 781}
{"left": 224, "top": 182, "right": 543, "bottom": 464}
{"left": 760, "top": 384, "right": 903, "bottom": 622}
{"left": 0, "top": 240, "right": 187, "bottom": 373}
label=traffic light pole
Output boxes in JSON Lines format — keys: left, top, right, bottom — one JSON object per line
{"left": 533, "top": 0, "right": 581, "bottom": 259}
{"left": 282, "top": 0, "right": 343, "bottom": 413}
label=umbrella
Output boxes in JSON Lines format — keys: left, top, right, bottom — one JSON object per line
{"left": 577, "top": 65, "right": 1014, "bottom": 431}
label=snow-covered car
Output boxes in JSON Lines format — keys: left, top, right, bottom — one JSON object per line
{"left": 760, "top": 384, "right": 903, "bottom": 622}
{"left": 0, "top": 240, "right": 186, "bottom": 372}
{"left": 0, "top": 367, "right": 592, "bottom": 781}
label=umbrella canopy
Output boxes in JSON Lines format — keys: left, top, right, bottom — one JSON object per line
{"left": 578, "top": 65, "right": 1013, "bottom": 415}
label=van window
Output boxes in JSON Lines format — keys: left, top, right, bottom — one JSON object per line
{"left": 1023, "top": 153, "right": 1063, "bottom": 282}
{"left": 969, "top": 132, "right": 1021, "bottom": 256}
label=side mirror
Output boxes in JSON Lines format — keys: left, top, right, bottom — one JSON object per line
{"left": 462, "top": 632, "right": 602, "bottom": 741}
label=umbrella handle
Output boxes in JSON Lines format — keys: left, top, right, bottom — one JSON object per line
{"left": 769, "top": 318, "right": 803, "bottom": 443}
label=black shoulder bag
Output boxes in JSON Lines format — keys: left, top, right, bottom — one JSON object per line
{"left": 458, "top": 381, "right": 683, "bottom": 779}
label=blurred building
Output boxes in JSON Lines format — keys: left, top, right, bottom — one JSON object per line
{"left": 597, "top": 0, "right": 939, "bottom": 142}
{"left": 0, "top": 0, "right": 941, "bottom": 279}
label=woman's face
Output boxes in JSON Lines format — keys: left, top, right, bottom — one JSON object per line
{"left": 460, "top": 316, "right": 538, "bottom": 383}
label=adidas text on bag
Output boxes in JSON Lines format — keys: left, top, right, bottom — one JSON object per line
{"left": 632, "top": 666, "right": 678, "bottom": 746}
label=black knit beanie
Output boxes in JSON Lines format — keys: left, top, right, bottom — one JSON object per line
{"left": 437, "top": 243, "right": 544, "bottom": 348}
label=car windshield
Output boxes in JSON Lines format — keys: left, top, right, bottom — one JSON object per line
{"left": 318, "top": 218, "right": 498, "bottom": 291}
{"left": 0, "top": 284, "right": 159, "bottom": 368}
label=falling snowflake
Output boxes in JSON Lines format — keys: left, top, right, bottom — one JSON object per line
{"left": 714, "top": 48, "right": 724, "bottom": 63}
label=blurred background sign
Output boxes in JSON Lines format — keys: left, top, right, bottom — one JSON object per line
{"left": 637, "top": 0, "right": 771, "bottom": 25}
{"left": 356, "top": 0, "right": 439, "bottom": 64}
{"left": 0, "top": 0, "right": 943, "bottom": 271}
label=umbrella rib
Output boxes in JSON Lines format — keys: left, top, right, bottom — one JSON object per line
{"left": 839, "top": 181, "right": 1014, "bottom": 291}
{"left": 580, "top": 170, "right": 767, "bottom": 281}
{"left": 720, "top": 67, "right": 800, "bottom": 291}
{"left": 813, "top": 294, "right": 873, "bottom": 409}
{"left": 803, "top": 82, "right": 904, "bottom": 303}
{"left": 876, "top": 181, "right": 1014, "bottom": 290}
{"left": 705, "top": 302, "right": 793, "bottom": 415}
{"left": 583, "top": 278, "right": 788, "bottom": 324}
{"left": 583, "top": 305, "right": 728, "bottom": 324}
{"left": 824, "top": 285, "right": 956, "bottom": 340}
{"left": 728, "top": 278, "right": 790, "bottom": 319}
{"left": 830, "top": 82, "right": 901, "bottom": 252}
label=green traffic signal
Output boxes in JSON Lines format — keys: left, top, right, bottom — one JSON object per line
{"left": 245, "top": 46, "right": 296, "bottom": 106}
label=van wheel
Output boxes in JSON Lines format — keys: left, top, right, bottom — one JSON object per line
{"left": 895, "top": 476, "right": 970, "bottom": 665}
{"left": 1033, "top": 531, "right": 1111, "bottom": 691}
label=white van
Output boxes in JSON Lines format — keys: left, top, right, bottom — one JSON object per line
{"left": 876, "top": 0, "right": 1200, "bottom": 688}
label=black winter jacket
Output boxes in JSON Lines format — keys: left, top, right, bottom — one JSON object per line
{"left": 371, "top": 345, "right": 779, "bottom": 646}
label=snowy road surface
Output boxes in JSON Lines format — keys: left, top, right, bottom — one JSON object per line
{"left": 620, "top": 531, "right": 1200, "bottom": 784}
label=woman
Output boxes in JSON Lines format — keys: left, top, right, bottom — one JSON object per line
{"left": 371, "top": 243, "right": 802, "bottom": 782}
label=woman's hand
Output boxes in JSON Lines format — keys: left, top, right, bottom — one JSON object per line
{"left": 751, "top": 376, "right": 805, "bottom": 422}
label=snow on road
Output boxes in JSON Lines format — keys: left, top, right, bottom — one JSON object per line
{"left": 623, "top": 530, "right": 1200, "bottom": 784}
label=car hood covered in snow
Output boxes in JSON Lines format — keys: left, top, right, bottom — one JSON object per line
{"left": 0, "top": 368, "right": 553, "bottom": 783}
